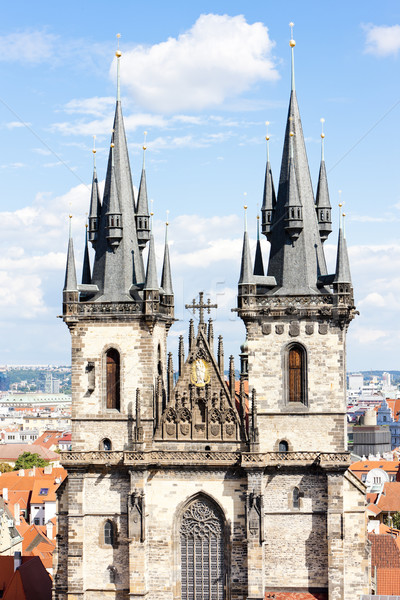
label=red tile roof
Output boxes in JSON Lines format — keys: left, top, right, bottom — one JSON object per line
{"left": 376, "top": 482, "right": 400, "bottom": 513}
{"left": 1, "top": 555, "right": 52, "bottom": 600}
{"left": 369, "top": 533, "right": 400, "bottom": 568}
{"left": 33, "top": 431, "right": 64, "bottom": 449}
{"left": 376, "top": 567, "right": 400, "bottom": 595}
{"left": 350, "top": 460, "right": 400, "bottom": 477}
{"left": 0, "top": 444, "right": 60, "bottom": 462}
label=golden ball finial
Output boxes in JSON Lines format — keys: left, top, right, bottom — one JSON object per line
{"left": 321, "top": 133, "right": 325, "bottom": 139}
{"left": 289, "top": 39, "right": 296, "bottom": 47}
{"left": 92, "top": 148, "right": 96, "bottom": 154}
{"left": 244, "top": 205, "right": 248, "bottom": 210}
{"left": 116, "top": 50, "right": 122, "bottom": 58}
{"left": 338, "top": 203, "right": 343, "bottom": 208}
{"left": 257, "top": 214, "right": 260, "bottom": 220}
{"left": 69, "top": 214, "right": 72, "bottom": 219}
{"left": 150, "top": 211, "right": 154, "bottom": 217}
{"left": 289, "top": 131, "right": 294, "bottom": 137}
{"left": 110, "top": 142, "right": 115, "bottom": 148}
{"left": 266, "top": 135, "right": 270, "bottom": 141}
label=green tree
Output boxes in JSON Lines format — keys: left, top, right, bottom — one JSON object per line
{"left": 386, "top": 512, "right": 400, "bottom": 530}
{"left": 13, "top": 452, "right": 49, "bottom": 470}
{"left": 0, "top": 462, "right": 13, "bottom": 472}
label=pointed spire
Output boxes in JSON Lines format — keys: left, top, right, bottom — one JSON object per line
{"left": 105, "top": 142, "right": 123, "bottom": 248}
{"left": 334, "top": 212, "right": 352, "bottom": 285}
{"left": 136, "top": 132, "right": 151, "bottom": 250}
{"left": 188, "top": 319, "right": 195, "bottom": 352}
{"left": 161, "top": 219, "right": 173, "bottom": 296}
{"left": 178, "top": 335, "right": 184, "bottom": 377}
{"left": 144, "top": 233, "right": 159, "bottom": 291}
{"left": 207, "top": 318, "right": 214, "bottom": 351}
{"left": 88, "top": 137, "right": 102, "bottom": 248}
{"left": 229, "top": 355, "right": 235, "bottom": 402}
{"left": 253, "top": 216, "right": 264, "bottom": 276}
{"left": 239, "top": 206, "right": 253, "bottom": 284}
{"left": 316, "top": 119, "right": 332, "bottom": 242}
{"left": 265, "top": 30, "right": 328, "bottom": 294}
{"left": 217, "top": 335, "right": 224, "bottom": 377}
{"left": 261, "top": 122, "right": 276, "bottom": 241}
{"left": 116, "top": 34, "right": 121, "bottom": 102}
{"left": 284, "top": 132, "right": 303, "bottom": 242}
{"left": 64, "top": 216, "right": 77, "bottom": 292}
{"left": 289, "top": 22, "right": 296, "bottom": 92}
{"left": 81, "top": 225, "right": 91, "bottom": 285}
{"left": 167, "top": 352, "right": 174, "bottom": 403}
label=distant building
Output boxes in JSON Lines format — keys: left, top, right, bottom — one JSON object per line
{"left": 353, "top": 409, "right": 392, "bottom": 458}
{"left": 349, "top": 373, "right": 364, "bottom": 390}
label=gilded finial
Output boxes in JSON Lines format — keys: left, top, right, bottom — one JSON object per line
{"left": 68, "top": 214, "right": 72, "bottom": 238}
{"left": 265, "top": 121, "right": 270, "bottom": 161}
{"left": 342, "top": 212, "right": 346, "bottom": 237}
{"left": 243, "top": 194, "right": 248, "bottom": 232}
{"left": 289, "top": 130, "right": 295, "bottom": 160}
{"left": 116, "top": 33, "right": 122, "bottom": 58}
{"left": 289, "top": 22, "right": 296, "bottom": 91}
{"left": 150, "top": 199, "right": 154, "bottom": 232}
{"left": 166, "top": 209, "right": 169, "bottom": 227}
{"left": 165, "top": 210, "right": 169, "bottom": 242}
{"left": 338, "top": 190, "right": 343, "bottom": 228}
{"left": 142, "top": 131, "right": 147, "bottom": 168}
{"left": 320, "top": 118, "right": 325, "bottom": 161}
{"left": 116, "top": 34, "right": 122, "bottom": 101}
{"left": 92, "top": 135, "right": 96, "bottom": 167}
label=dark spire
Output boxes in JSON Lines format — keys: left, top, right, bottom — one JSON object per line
{"left": 261, "top": 123, "right": 276, "bottom": 241}
{"left": 188, "top": 319, "right": 195, "bottom": 352}
{"left": 229, "top": 355, "right": 235, "bottom": 402}
{"left": 88, "top": 139, "right": 102, "bottom": 249}
{"left": 217, "top": 335, "right": 224, "bottom": 377}
{"left": 284, "top": 132, "right": 303, "bottom": 242}
{"left": 265, "top": 33, "right": 328, "bottom": 294}
{"left": 144, "top": 233, "right": 159, "bottom": 291}
{"left": 253, "top": 216, "right": 264, "bottom": 276}
{"left": 81, "top": 226, "right": 91, "bottom": 285}
{"left": 160, "top": 222, "right": 173, "bottom": 296}
{"left": 136, "top": 133, "right": 151, "bottom": 251}
{"left": 238, "top": 208, "right": 253, "bottom": 284}
{"left": 178, "top": 335, "right": 184, "bottom": 377}
{"left": 64, "top": 218, "right": 77, "bottom": 292}
{"left": 315, "top": 121, "right": 332, "bottom": 242}
{"left": 334, "top": 216, "right": 352, "bottom": 285}
{"left": 105, "top": 143, "right": 123, "bottom": 248}
{"left": 90, "top": 47, "right": 145, "bottom": 302}
{"left": 207, "top": 318, "right": 214, "bottom": 351}
{"left": 167, "top": 352, "right": 174, "bottom": 404}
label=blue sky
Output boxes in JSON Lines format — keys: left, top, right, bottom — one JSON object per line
{"left": 0, "top": 1, "right": 399, "bottom": 370}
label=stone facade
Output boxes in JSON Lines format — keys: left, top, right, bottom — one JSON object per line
{"left": 53, "top": 34, "right": 371, "bottom": 600}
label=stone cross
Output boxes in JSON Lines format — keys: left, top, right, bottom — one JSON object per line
{"left": 185, "top": 292, "right": 217, "bottom": 324}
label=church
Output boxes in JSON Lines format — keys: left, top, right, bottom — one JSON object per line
{"left": 53, "top": 31, "right": 370, "bottom": 600}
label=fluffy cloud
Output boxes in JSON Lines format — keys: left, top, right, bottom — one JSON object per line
{"left": 0, "top": 31, "right": 57, "bottom": 64}
{"left": 114, "top": 14, "right": 278, "bottom": 112}
{"left": 364, "top": 24, "right": 400, "bottom": 57}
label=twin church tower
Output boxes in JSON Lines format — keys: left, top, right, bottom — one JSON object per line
{"left": 55, "top": 30, "right": 369, "bottom": 600}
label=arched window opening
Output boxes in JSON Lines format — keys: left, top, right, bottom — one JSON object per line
{"left": 104, "top": 521, "right": 113, "bottom": 546}
{"left": 279, "top": 440, "right": 289, "bottom": 453}
{"left": 180, "top": 497, "right": 225, "bottom": 600}
{"left": 102, "top": 438, "right": 112, "bottom": 451}
{"left": 106, "top": 349, "right": 120, "bottom": 411}
{"left": 288, "top": 344, "right": 306, "bottom": 404}
{"left": 293, "top": 487, "right": 300, "bottom": 509}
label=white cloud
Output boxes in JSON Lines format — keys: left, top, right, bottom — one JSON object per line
{"left": 364, "top": 24, "right": 400, "bottom": 57}
{"left": 114, "top": 14, "right": 278, "bottom": 112}
{"left": 5, "top": 121, "right": 30, "bottom": 129}
{"left": 0, "top": 31, "right": 57, "bottom": 64}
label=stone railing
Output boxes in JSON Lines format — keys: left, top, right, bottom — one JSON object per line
{"left": 61, "top": 449, "right": 350, "bottom": 468}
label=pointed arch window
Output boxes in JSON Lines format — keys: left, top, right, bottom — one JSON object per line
{"left": 180, "top": 497, "right": 225, "bottom": 600}
{"left": 104, "top": 520, "right": 114, "bottom": 545}
{"left": 106, "top": 349, "right": 120, "bottom": 411}
{"left": 288, "top": 344, "right": 307, "bottom": 405}
{"left": 293, "top": 487, "right": 300, "bottom": 509}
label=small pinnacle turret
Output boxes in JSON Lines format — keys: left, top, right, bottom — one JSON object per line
{"left": 81, "top": 226, "right": 91, "bottom": 285}
{"left": 261, "top": 125, "right": 276, "bottom": 241}
{"left": 88, "top": 143, "right": 101, "bottom": 248}
{"left": 136, "top": 133, "right": 151, "bottom": 251}
{"left": 238, "top": 207, "right": 253, "bottom": 285}
{"left": 315, "top": 120, "right": 332, "bottom": 242}
{"left": 284, "top": 132, "right": 303, "bottom": 243}
{"left": 64, "top": 219, "right": 77, "bottom": 293}
{"left": 334, "top": 216, "right": 352, "bottom": 286}
{"left": 105, "top": 144, "right": 123, "bottom": 249}
{"left": 253, "top": 216, "right": 264, "bottom": 276}
{"left": 161, "top": 222, "right": 173, "bottom": 296}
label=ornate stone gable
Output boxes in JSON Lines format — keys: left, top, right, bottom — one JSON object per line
{"left": 156, "top": 326, "right": 243, "bottom": 443}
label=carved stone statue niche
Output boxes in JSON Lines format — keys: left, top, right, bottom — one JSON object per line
{"left": 246, "top": 492, "right": 264, "bottom": 545}
{"left": 128, "top": 490, "right": 145, "bottom": 542}
{"left": 86, "top": 361, "right": 95, "bottom": 393}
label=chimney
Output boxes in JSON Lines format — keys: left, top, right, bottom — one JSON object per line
{"left": 46, "top": 521, "right": 53, "bottom": 540}
{"left": 3, "top": 487, "right": 8, "bottom": 501}
{"left": 14, "top": 502, "right": 20, "bottom": 526}
{"left": 44, "top": 465, "right": 52, "bottom": 475}
{"left": 18, "top": 469, "right": 24, "bottom": 477}
{"left": 14, "top": 551, "right": 22, "bottom": 571}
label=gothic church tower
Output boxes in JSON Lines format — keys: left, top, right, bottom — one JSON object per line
{"left": 54, "top": 32, "right": 370, "bottom": 600}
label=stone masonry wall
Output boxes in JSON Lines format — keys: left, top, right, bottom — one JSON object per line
{"left": 70, "top": 320, "right": 168, "bottom": 451}
{"left": 246, "top": 318, "right": 347, "bottom": 453}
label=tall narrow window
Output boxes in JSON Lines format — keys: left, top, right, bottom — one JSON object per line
{"left": 180, "top": 497, "right": 225, "bottom": 600}
{"left": 106, "top": 349, "right": 120, "bottom": 410}
{"left": 288, "top": 344, "right": 306, "bottom": 404}
{"left": 293, "top": 487, "right": 300, "bottom": 509}
{"left": 104, "top": 520, "right": 113, "bottom": 545}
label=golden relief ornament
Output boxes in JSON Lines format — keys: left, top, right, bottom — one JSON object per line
{"left": 191, "top": 358, "right": 210, "bottom": 387}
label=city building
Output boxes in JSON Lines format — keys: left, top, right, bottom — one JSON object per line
{"left": 53, "top": 33, "right": 369, "bottom": 600}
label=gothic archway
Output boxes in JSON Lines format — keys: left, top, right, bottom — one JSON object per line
{"left": 180, "top": 496, "right": 225, "bottom": 600}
